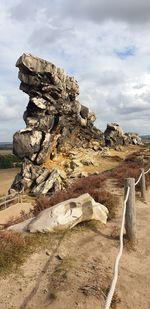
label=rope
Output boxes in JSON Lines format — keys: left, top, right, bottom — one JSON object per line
{"left": 104, "top": 186, "right": 130, "bottom": 309}
{"left": 144, "top": 167, "right": 150, "bottom": 175}
{"left": 135, "top": 172, "right": 142, "bottom": 186}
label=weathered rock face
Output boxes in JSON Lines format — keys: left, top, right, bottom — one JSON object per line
{"left": 12, "top": 53, "right": 104, "bottom": 195}
{"left": 8, "top": 193, "right": 108, "bottom": 233}
{"left": 124, "top": 132, "right": 143, "bottom": 145}
{"left": 104, "top": 123, "right": 142, "bottom": 147}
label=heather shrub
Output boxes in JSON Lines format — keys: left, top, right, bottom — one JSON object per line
{"left": 89, "top": 189, "right": 118, "bottom": 220}
{"left": 70, "top": 174, "right": 107, "bottom": 194}
{"left": 110, "top": 162, "right": 141, "bottom": 188}
{"left": 0, "top": 231, "right": 26, "bottom": 273}
{"left": 32, "top": 174, "right": 107, "bottom": 216}
{"left": 0, "top": 231, "right": 57, "bottom": 274}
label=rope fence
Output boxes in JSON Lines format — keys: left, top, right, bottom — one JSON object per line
{"left": 104, "top": 187, "right": 130, "bottom": 309}
{"left": 135, "top": 172, "right": 142, "bottom": 186}
{"left": 1, "top": 165, "right": 150, "bottom": 307}
{"left": 144, "top": 167, "right": 150, "bottom": 175}
{"left": 104, "top": 165, "right": 150, "bottom": 309}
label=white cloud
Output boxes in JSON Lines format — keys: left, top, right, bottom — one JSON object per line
{"left": 0, "top": 0, "right": 150, "bottom": 141}
{"left": 63, "top": 0, "right": 150, "bottom": 24}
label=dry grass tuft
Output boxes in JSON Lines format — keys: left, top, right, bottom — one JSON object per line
{"left": 0, "top": 231, "right": 58, "bottom": 275}
{"left": 0, "top": 231, "right": 26, "bottom": 273}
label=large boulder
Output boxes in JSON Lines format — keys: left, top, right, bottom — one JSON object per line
{"left": 13, "top": 128, "right": 43, "bottom": 161}
{"left": 124, "top": 132, "right": 143, "bottom": 145}
{"left": 8, "top": 193, "right": 108, "bottom": 233}
{"left": 104, "top": 123, "right": 125, "bottom": 147}
{"left": 104, "top": 123, "right": 142, "bottom": 147}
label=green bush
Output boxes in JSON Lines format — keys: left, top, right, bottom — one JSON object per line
{"left": 0, "top": 154, "right": 21, "bottom": 169}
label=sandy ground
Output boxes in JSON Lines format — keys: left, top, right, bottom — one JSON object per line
{"left": 0, "top": 168, "right": 20, "bottom": 195}
{"left": 0, "top": 149, "right": 12, "bottom": 155}
{"left": 0, "top": 182, "right": 150, "bottom": 308}
{"left": 0, "top": 202, "right": 33, "bottom": 226}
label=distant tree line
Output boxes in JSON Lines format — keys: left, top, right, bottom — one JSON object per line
{"left": 0, "top": 143, "right": 13, "bottom": 150}
{"left": 0, "top": 154, "right": 21, "bottom": 169}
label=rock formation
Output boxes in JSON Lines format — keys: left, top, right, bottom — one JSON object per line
{"left": 11, "top": 54, "right": 142, "bottom": 195}
{"left": 104, "top": 123, "right": 142, "bottom": 147}
{"left": 12, "top": 53, "right": 104, "bottom": 195}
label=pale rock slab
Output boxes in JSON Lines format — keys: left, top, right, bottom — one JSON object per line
{"left": 8, "top": 194, "right": 108, "bottom": 233}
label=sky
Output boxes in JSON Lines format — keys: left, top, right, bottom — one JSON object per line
{"left": 0, "top": 0, "right": 150, "bottom": 141}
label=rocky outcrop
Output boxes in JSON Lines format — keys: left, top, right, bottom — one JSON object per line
{"left": 104, "top": 123, "right": 142, "bottom": 147}
{"left": 8, "top": 193, "right": 108, "bottom": 233}
{"left": 124, "top": 132, "right": 143, "bottom": 145}
{"left": 11, "top": 53, "right": 104, "bottom": 195}
{"left": 11, "top": 54, "right": 142, "bottom": 195}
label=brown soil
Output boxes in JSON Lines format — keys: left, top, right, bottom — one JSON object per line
{"left": 0, "top": 181, "right": 150, "bottom": 308}
{"left": 0, "top": 168, "right": 20, "bottom": 195}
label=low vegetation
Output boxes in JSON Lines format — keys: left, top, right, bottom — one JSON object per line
{"left": 0, "top": 230, "right": 59, "bottom": 275}
{"left": 1, "top": 145, "right": 150, "bottom": 276}
{"left": 32, "top": 188, "right": 118, "bottom": 221}
{"left": 32, "top": 173, "right": 118, "bottom": 220}
{"left": 0, "top": 154, "right": 21, "bottom": 169}
{"left": 109, "top": 149, "right": 150, "bottom": 189}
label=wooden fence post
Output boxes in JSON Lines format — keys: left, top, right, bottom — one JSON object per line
{"left": 124, "top": 178, "right": 136, "bottom": 243}
{"left": 140, "top": 168, "right": 146, "bottom": 202}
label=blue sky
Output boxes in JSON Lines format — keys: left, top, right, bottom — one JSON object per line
{"left": 114, "top": 46, "right": 136, "bottom": 60}
{"left": 0, "top": 0, "right": 150, "bottom": 141}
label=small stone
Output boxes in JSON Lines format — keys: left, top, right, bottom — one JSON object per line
{"left": 55, "top": 254, "right": 63, "bottom": 260}
{"left": 45, "top": 250, "right": 51, "bottom": 256}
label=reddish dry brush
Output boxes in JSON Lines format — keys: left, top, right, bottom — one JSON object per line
{"left": 32, "top": 148, "right": 150, "bottom": 217}
{"left": 32, "top": 189, "right": 118, "bottom": 220}
{"left": 0, "top": 230, "right": 25, "bottom": 246}
{"left": 32, "top": 173, "right": 118, "bottom": 220}
{"left": 0, "top": 230, "right": 57, "bottom": 274}
{"left": 110, "top": 148, "right": 150, "bottom": 189}
{"left": 32, "top": 174, "right": 107, "bottom": 216}
{"left": 0, "top": 231, "right": 26, "bottom": 273}
{"left": 109, "top": 162, "right": 141, "bottom": 188}
{"left": 89, "top": 190, "right": 119, "bottom": 220}
{"left": 32, "top": 191, "right": 79, "bottom": 216}
{"left": 70, "top": 174, "right": 107, "bottom": 194}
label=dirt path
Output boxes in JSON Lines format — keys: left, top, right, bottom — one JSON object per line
{"left": 0, "top": 202, "right": 33, "bottom": 226}
{"left": 0, "top": 186, "right": 150, "bottom": 309}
